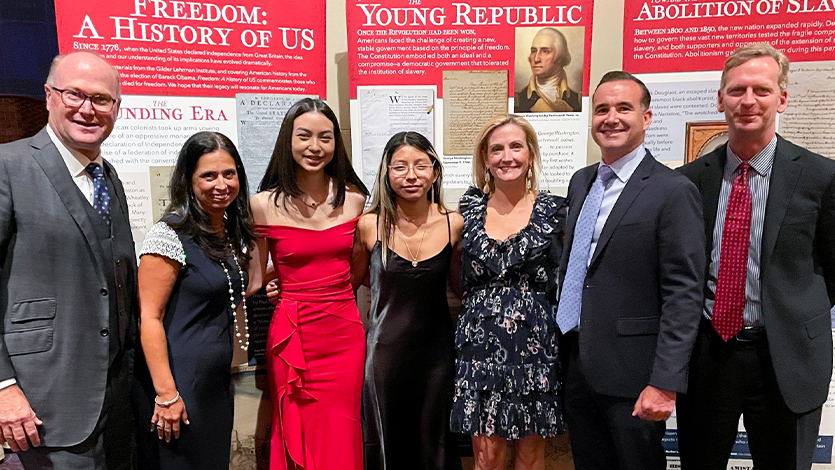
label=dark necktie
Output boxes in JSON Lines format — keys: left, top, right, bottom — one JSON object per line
{"left": 556, "top": 164, "right": 616, "bottom": 333}
{"left": 85, "top": 163, "right": 110, "bottom": 223}
{"left": 712, "top": 162, "right": 751, "bottom": 341}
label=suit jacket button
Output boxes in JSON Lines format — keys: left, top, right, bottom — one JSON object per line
{"left": 100, "top": 329, "right": 109, "bottom": 337}
{"left": 100, "top": 288, "right": 108, "bottom": 296}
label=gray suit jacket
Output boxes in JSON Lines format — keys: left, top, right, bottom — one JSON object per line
{"left": 559, "top": 151, "right": 706, "bottom": 397}
{"left": 0, "top": 127, "right": 137, "bottom": 447}
{"left": 678, "top": 136, "right": 835, "bottom": 413}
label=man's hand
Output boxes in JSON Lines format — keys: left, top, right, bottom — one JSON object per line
{"left": 632, "top": 385, "right": 676, "bottom": 421}
{"left": 265, "top": 279, "right": 280, "bottom": 305}
{"left": 0, "top": 385, "right": 42, "bottom": 451}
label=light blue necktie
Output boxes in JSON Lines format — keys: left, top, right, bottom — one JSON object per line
{"left": 556, "top": 164, "right": 615, "bottom": 333}
{"left": 85, "top": 163, "right": 110, "bottom": 223}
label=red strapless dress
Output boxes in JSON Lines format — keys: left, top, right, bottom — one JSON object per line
{"left": 255, "top": 219, "right": 365, "bottom": 470}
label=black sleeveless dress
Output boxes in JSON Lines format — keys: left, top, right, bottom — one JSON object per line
{"left": 362, "top": 215, "right": 460, "bottom": 470}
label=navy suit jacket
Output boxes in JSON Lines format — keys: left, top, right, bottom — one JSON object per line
{"left": 678, "top": 136, "right": 835, "bottom": 413}
{"left": 560, "top": 150, "right": 705, "bottom": 397}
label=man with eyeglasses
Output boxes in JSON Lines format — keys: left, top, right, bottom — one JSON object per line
{"left": 0, "top": 51, "right": 137, "bottom": 469}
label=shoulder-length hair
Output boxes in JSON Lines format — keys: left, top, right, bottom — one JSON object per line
{"left": 472, "top": 114, "right": 541, "bottom": 194}
{"left": 165, "top": 131, "right": 254, "bottom": 264}
{"left": 367, "top": 131, "right": 446, "bottom": 265}
{"left": 259, "top": 98, "right": 368, "bottom": 208}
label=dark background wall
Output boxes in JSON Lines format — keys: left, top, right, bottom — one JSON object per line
{"left": 0, "top": 0, "right": 58, "bottom": 97}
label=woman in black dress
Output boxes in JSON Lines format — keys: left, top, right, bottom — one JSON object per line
{"left": 450, "top": 115, "right": 565, "bottom": 470}
{"left": 134, "top": 132, "right": 254, "bottom": 469}
{"left": 353, "top": 132, "right": 464, "bottom": 470}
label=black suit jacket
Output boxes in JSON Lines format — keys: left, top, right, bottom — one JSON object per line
{"left": 678, "top": 136, "right": 835, "bottom": 414}
{"left": 560, "top": 150, "right": 705, "bottom": 397}
{"left": 0, "top": 128, "right": 138, "bottom": 446}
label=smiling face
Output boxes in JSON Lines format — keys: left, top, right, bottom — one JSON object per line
{"left": 591, "top": 79, "right": 652, "bottom": 164}
{"left": 387, "top": 145, "right": 438, "bottom": 203}
{"left": 718, "top": 56, "right": 787, "bottom": 143}
{"left": 191, "top": 149, "right": 240, "bottom": 221}
{"left": 45, "top": 53, "right": 120, "bottom": 161}
{"left": 528, "top": 32, "right": 566, "bottom": 79}
{"left": 291, "top": 111, "right": 335, "bottom": 174}
{"left": 485, "top": 123, "right": 531, "bottom": 186}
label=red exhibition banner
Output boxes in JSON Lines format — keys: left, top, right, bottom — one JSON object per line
{"left": 623, "top": 0, "right": 835, "bottom": 73}
{"left": 55, "top": 0, "right": 327, "bottom": 98}
{"left": 346, "top": 0, "right": 595, "bottom": 98}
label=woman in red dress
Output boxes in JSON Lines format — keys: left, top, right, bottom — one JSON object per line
{"left": 247, "top": 98, "right": 369, "bottom": 470}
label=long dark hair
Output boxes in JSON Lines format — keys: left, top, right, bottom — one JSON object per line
{"left": 258, "top": 98, "right": 368, "bottom": 208}
{"left": 165, "top": 131, "right": 255, "bottom": 264}
{"left": 367, "top": 131, "right": 446, "bottom": 265}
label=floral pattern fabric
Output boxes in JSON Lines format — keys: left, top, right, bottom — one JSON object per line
{"left": 450, "top": 186, "right": 566, "bottom": 439}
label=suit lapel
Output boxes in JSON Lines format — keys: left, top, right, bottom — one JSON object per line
{"left": 564, "top": 164, "right": 599, "bottom": 254}
{"left": 29, "top": 129, "right": 108, "bottom": 280}
{"left": 104, "top": 162, "right": 130, "bottom": 226}
{"left": 761, "top": 136, "right": 802, "bottom": 266}
{"left": 588, "top": 152, "right": 654, "bottom": 268}
{"left": 697, "top": 148, "right": 725, "bottom": 254}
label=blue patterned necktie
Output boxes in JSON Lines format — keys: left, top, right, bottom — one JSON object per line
{"left": 85, "top": 163, "right": 110, "bottom": 223}
{"left": 556, "top": 164, "right": 616, "bottom": 333}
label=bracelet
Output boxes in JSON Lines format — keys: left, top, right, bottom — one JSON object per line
{"left": 154, "top": 392, "right": 180, "bottom": 407}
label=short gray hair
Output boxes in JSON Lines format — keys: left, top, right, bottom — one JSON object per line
{"left": 46, "top": 51, "right": 121, "bottom": 97}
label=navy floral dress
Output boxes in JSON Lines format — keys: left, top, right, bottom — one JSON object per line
{"left": 450, "top": 187, "right": 566, "bottom": 439}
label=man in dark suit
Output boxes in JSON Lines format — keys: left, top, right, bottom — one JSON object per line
{"left": 0, "top": 51, "right": 137, "bottom": 469}
{"left": 557, "top": 71, "right": 705, "bottom": 470}
{"left": 677, "top": 43, "right": 835, "bottom": 470}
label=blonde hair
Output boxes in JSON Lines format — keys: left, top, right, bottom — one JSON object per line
{"left": 721, "top": 43, "right": 789, "bottom": 92}
{"left": 472, "top": 114, "right": 541, "bottom": 193}
{"left": 366, "top": 132, "right": 447, "bottom": 266}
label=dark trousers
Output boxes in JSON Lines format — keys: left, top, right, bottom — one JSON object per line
{"left": 18, "top": 353, "right": 135, "bottom": 470}
{"left": 562, "top": 332, "right": 667, "bottom": 470}
{"left": 677, "top": 323, "right": 822, "bottom": 470}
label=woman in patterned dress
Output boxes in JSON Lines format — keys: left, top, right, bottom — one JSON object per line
{"left": 450, "top": 115, "right": 566, "bottom": 470}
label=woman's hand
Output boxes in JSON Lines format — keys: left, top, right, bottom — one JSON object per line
{"left": 265, "top": 279, "right": 281, "bottom": 305}
{"left": 151, "top": 394, "right": 189, "bottom": 442}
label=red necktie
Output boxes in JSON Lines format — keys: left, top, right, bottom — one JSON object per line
{"left": 712, "top": 162, "right": 751, "bottom": 341}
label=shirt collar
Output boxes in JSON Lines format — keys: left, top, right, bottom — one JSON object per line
{"left": 725, "top": 136, "right": 776, "bottom": 177}
{"left": 602, "top": 144, "right": 646, "bottom": 184}
{"left": 46, "top": 125, "right": 104, "bottom": 178}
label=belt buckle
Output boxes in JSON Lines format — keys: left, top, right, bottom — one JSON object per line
{"left": 734, "top": 327, "right": 763, "bottom": 342}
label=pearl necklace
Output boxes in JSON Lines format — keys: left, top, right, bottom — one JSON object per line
{"left": 221, "top": 243, "right": 249, "bottom": 350}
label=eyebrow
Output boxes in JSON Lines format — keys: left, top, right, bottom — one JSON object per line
{"left": 295, "top": 127, "right": 333, "bottom": 134}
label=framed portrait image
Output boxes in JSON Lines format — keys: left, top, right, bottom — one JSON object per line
{"left": 685, "top": 121, "right": 729, "bottom": 164}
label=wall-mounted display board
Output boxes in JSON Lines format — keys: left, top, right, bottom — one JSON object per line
{"left": 55, "top": 0, "right": 326, "bottom": 244}
{"left": 346, "top": 0, "right": 596, "bottom": 195}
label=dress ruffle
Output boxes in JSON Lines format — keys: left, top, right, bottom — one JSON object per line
{"left": 454, "top": 360, "right": 559, "bottom": 394}
{"left": 450, "top": 389, "right": 564, "bottom": 439}
{"left": 459, "top": 187, "right": 562, "bottom": 277}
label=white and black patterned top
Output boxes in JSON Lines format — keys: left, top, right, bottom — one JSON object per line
{"left": 140, "top": 221, "right": 187, "bottom": 266}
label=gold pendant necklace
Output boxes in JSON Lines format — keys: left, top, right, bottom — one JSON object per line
{"left": 398, "top": 217, "right": 429, "bottom": 267}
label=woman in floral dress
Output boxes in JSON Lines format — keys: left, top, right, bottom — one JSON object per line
{"left": 451, "top": 114, "right": 566, "bottom": 470}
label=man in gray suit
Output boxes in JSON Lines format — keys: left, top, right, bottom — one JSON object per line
{"left": 0, "top": 51, "right": 137, "bottom": 469}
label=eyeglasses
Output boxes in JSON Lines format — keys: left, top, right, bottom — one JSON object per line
{"left": 388, "top": 162, "right": 436, "bottom": 177}
{"left": 48, "top": 86, "right": 119, "bottom": 113}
